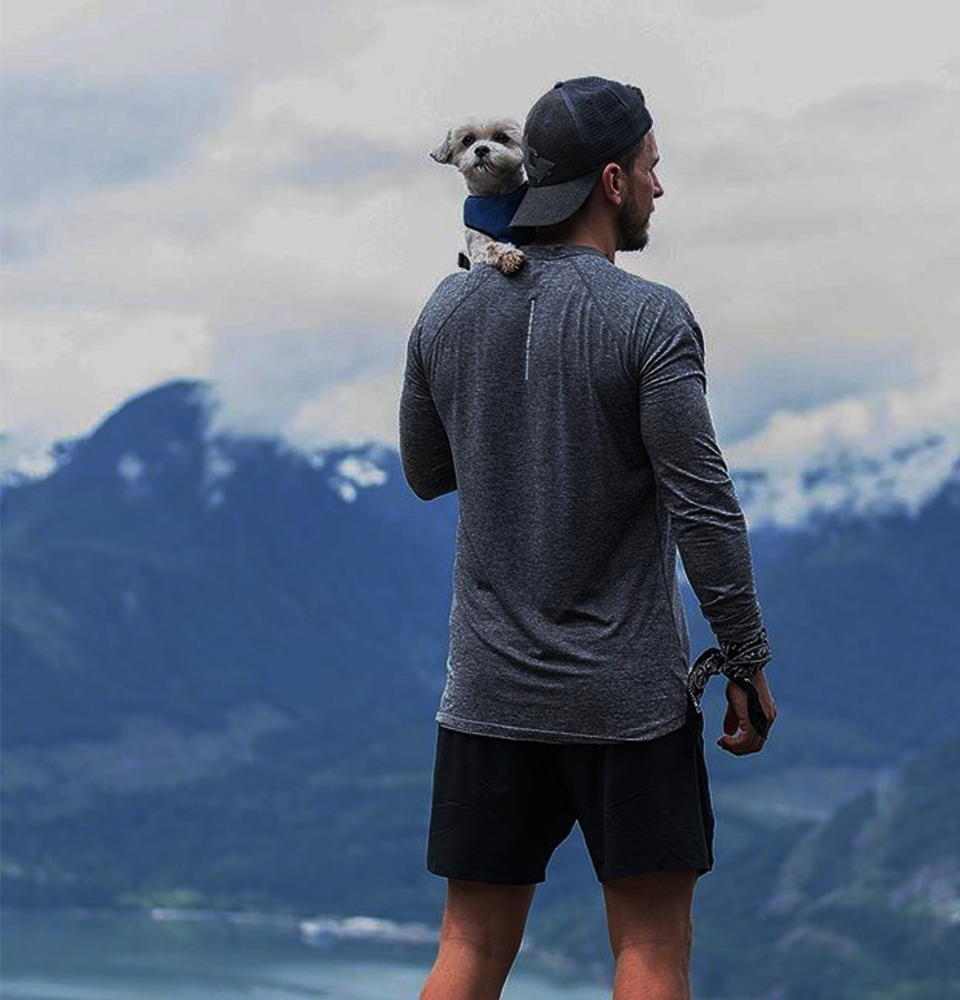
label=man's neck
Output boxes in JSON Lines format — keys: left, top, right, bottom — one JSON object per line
{"left": 529, "top": 220, "right": 618, "bottom": 263}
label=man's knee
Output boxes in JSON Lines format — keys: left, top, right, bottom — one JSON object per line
{"left": 608, "top": 920, "right": 693, "bottom": 966}
{"left": 438, "top": 932, "right": 521, "bottom": 970}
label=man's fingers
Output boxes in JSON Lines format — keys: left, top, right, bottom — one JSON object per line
{"left": 722, "top": 685, "right": 750, "bottom": 737}
{"left": 717, "top": 695, "right": 763, "bottom": 754}
{"left": 716, "top": 677, "right": 771, "bottom": 754}
{"left": 716, "top": 723, "right": 764, "bottom": 755}
{"left": 722, "top": 703, "right": 739, "bottom": 736}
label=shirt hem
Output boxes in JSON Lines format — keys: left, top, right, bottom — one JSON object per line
{"left": 434, "top": 710, "right": 689, "bottom": 744}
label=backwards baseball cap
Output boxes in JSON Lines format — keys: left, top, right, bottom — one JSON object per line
{"left": 509, "top": 76, "right": 653, "bottom": 229}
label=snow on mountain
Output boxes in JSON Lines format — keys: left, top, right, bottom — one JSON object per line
{"left": 725, "top": 355, "right": 960, "bottom": 529}
{"left": 2, "top": 376, "right": 959, "bottom": 530}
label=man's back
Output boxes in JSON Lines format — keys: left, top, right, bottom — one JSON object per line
{"left": 400, "top": 244, "right": 766, "bottom": 744}
{"left": 412, "top": 76, "right": 776, "bottom": 1000}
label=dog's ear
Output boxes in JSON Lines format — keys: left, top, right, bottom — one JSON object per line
{"left": 430, "top": 129, "right": 454, "bottom": 164}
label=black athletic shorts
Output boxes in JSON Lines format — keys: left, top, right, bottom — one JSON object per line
{"left": 426, "top": 692, "right": 714, "bottom": 884}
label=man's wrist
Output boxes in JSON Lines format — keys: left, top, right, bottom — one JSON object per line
{"left": 719, "top": 626, "right": 772, "bottom": 681}
{"left": 687, "top": 626, "right": 772, "bottom": 713}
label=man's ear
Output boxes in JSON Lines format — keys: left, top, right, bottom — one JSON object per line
{"left": 430, "top": 130, "right": 454, "bottom": 164}
{"left": 601, "top": 163, "right": 627, "bottom": 206}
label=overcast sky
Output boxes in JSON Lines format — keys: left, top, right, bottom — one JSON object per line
{"left": 2, "top": 0, "right": 958, "bottom": 491}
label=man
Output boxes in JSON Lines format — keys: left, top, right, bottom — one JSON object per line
{"left": 399, "top": 76, "right": 778, "bottom": 1000}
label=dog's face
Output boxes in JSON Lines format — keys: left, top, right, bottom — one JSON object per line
{"left": 430, "top": 118, "right": 525, "bottom": 195}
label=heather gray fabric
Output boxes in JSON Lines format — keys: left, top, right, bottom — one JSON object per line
{"left": 399, "top": 244, "right": 766, "bottom": 744}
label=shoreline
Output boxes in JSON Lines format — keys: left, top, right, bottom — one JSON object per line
{"left": 0, "top": 903, "right": 610, "bottom": 987}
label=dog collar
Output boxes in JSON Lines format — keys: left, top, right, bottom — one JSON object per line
{"left": 463, "top": 183, "right": 536, "bottom": 247}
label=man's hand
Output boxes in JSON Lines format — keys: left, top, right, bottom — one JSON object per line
{"left": 716, "top": 668, "right": 778, "bottom": 756}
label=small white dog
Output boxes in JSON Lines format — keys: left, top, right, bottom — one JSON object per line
{"left": 430, "top": 118, "right": 534, "bottom": 275}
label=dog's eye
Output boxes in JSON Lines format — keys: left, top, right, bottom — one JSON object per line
{"left": 462, "top": 134, "right": 475, "bottom": 147}
{"left": 493, "top": 132, "right": 510, "bottom": 144}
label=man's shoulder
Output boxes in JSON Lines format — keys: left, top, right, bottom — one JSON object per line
{"left": 413, "top": 257, "right": 698, "bottom": 339}
{"left": 595, "top": 257, "right": 691, "bottom": 309}
{"left": 575, "top": 256, "right": 698, "bottom": 334}
{"left": 415, "top": 268, "right": 487, "bottom": 329}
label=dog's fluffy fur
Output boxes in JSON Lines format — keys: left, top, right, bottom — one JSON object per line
{"left": 430, "top": 118, "right": 527, "bottom": 275}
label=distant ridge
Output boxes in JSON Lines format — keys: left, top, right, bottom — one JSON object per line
{"left": 2, "top": 377, "right": 959, "bottom": 532}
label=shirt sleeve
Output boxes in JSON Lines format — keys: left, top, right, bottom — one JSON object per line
{"left": 398, "top": 323, "right": 457, "bottom": 501}
{"left": 637, "top": 309, "right": 765, "bottom": 646}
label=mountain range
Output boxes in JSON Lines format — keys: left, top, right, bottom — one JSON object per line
{"left": 2, "top": 378, "right": 958, "bottom": 999}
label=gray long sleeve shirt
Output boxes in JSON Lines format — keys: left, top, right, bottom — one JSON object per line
{"left": 399, "top": 243, "right": 766, "bottom": 744}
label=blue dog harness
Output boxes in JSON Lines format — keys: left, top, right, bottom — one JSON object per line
{"left": 459, "top": 183, "right": 536, "bottom": 269}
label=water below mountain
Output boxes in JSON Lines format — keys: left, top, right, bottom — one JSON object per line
{"left": 1, "top": 908, "right": 613, "bottom": 999}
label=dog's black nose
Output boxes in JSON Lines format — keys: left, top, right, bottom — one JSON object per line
{"left": 475, "top": 145, "right": 490, "bottom": 157}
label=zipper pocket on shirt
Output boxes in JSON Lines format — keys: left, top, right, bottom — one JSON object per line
{"left": 525, "top": 297, "right": 536, "bottom": 380}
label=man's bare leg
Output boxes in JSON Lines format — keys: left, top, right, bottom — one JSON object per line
{"left": 419, "top": 877, "right": 537, "bottom": 1000}
{"left": 602, "top": 868, "right": 698, "bottom": 1000}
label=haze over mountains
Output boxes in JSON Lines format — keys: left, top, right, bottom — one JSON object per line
{"left": 2, "top": 378, "right": 958, "bottom": 999}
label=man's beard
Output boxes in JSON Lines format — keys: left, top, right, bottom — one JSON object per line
{"left": 617, "top": 186, "right": 651, "bottom": 252}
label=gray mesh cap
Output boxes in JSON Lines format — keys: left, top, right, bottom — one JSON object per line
{"left": 509, "top": 76, "right": 653, "bottom": 228}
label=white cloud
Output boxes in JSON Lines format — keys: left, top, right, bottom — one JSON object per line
{"left": 1, "top": 0, "right": 959, "bottom": 499}
{"left": 0, "top": 305, "right": 212, "bottom": 478}
{"left": 265, "top": 366, "right": 406, "bottom": 455}
{"left": 727, "top": 349, "right": 960, "bottom": 526}
{"left": 0, "top": 0, "right": 124, "bottom": 52}
{"left": 0, "top": 72, "right": 229, "bottom": 207}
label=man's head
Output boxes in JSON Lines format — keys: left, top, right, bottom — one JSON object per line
{"left": 509, "top": 77, "right": 663, "bottom": 255}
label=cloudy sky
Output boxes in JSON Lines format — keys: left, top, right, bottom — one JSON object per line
{"left": 2, "top": 0, "right": 958, "bottom": 500}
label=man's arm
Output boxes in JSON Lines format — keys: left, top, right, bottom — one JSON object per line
{"left": 637, "top": 305, "right": 776, "bottom": 754}
{"left": 637, "top": 311, "right": 764, "bottom": 646}
{"left": 398, "top": 323, "right": 457, "bottom": 501}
